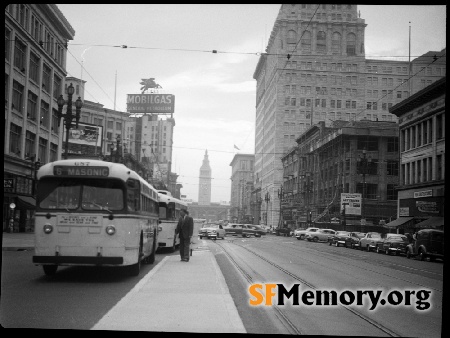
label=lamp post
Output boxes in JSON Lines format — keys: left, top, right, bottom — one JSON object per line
{"left": 264, "top": 191, "right": 270, "bottom": 226}
{"left": 278, "top": 187, "right": 284, "bottom": 229}
{"left": 57, "top": 83, "right": 83, "bottom": 160}
{"left": 357, "top": 148, "right": 371, "bottom": 231}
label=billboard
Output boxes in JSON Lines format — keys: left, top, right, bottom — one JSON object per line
{"left": 63, "top": 122, "right": 103, "bottom": 147}
{"left": 340, "top": 193, "right": 362, "bottom": 216}
{"left": 126, "top": 94, "right": 175, "bottom": 114}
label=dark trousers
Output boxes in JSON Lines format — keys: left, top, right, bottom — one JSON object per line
{"left": 179, "top": 236, "right": 190, "bottom": 260}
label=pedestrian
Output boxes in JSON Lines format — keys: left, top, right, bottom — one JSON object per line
{"left": 176, "top": 208, "right": 194, "bottom": 262}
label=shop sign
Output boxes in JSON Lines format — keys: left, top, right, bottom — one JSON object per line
{"left": 4, "top": 178, "right": 15, "bottom": 192}
{"left": 416, "top": 201, "right": 439, "bottom": 213}
{"left": 399, "top": 207, "right": 409, "bottom": 216}
{"left": 414, "top": 190, "right": 432, "bottom": 198}
{"left": 340, "top": 193, "right": 362, "bottom": 215}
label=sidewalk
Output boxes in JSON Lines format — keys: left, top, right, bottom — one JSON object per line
{"left": 1, "top": 232, "right": 246, "bottom": 333}
{"left": 1, "top": 231, "right": 35, "bottom": 250}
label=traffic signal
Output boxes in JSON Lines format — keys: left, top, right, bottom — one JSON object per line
{"left": 308, "top": 211, "right": 312, "bottom": 222}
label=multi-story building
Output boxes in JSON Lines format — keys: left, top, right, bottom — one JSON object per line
{"left": 229, "top": 154, "right": 255, "bottom": 223}
{"left": 253, "top": 4, "right": 446, "bottom": 227}
{"left": 281, "top": 119, "right": 399, "bottom": 231}
{"left": 4, "top": 4, "right": 75, "bottom": 232}
{"left": 198, "top": 150, "right": 212, "bottom": 205}
{"left": 389, "top": 77, "right": 445, "bottom": 232}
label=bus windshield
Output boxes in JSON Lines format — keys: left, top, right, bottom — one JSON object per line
{"left": 38, "top": 177, "right": 124, "bottom": 211}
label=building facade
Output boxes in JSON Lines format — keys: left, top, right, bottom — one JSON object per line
{"left": 4, "top": 4, "right": 75, "bottom": 232}
{"left": 281, "top": 120, "right": 400, "bottom": 231}
{"left": 229, "top": 154, "right": 255, "bottom": 223}
{"left": 253, "top": 4, "right": 446, "bottom": 227}
{"left": 198, "top": 150, "right": 212, "bottom": 205}
{"left": 389, "top": 77, "right": 445, "bottom": 231}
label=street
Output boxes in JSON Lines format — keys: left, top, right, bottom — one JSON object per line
{"left": 1, "top": 235, "right": 443, "bottom": 336}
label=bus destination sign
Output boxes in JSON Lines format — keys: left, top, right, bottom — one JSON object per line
{"left": 54, "top": 166, "right": 109, "bottom": 177}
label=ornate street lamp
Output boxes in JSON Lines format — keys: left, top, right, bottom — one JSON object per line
{"left": 357, "top": 148, "right": 372, "bottom": 230}
{"left": 57, "top": 83, "right": 83, "bottom": 159}
{"left": 264, "top": 192, "right": 271, "bottom": 226}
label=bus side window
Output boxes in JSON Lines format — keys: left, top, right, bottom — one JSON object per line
{"left": 126, "top": 179, "right": 140, "bottom": 211}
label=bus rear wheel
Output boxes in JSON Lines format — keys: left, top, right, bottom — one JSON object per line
{"left": 43, "top": 265, "right": 58, "bottom": 276}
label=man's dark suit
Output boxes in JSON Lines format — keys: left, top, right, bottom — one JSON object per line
{"left": 176, "top": 215, "right": 194, "bottom": 261}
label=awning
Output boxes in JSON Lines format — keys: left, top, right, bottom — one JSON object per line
{"left": 384, "top": 217, "right": 414, "bottom": 228}
{"left": 415, "top": 216, "right": 444, "bottom": 229}
{"left": 16, "top": 196, "right": 36, "bottom": 210}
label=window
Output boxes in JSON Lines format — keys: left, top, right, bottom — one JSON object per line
{"left": 316, "top": 31, "right": 326, "bottom": 53}
{"left": 9, "top": 123, "right": 22, "bottom": 155}
{"left": 116, "top": 121, "right": 122, "bottom": 130}
{"left": 436, "top": 114, "right": 443, "bottom": 139}
{"left": 387, "top": 161, "right": 399, "bottom": 176}
{"left": 14, "top": 38, "right": 27, "bottom": 70}
{"left": 387, "top": 137, "right": 398, "bottom": 152}
{"left": 5, "top": 27, "right": 11, "bottom": 62}
{"left": 29, "top": 51, "right": 40, "bottom": 83}
{"left": 301, "top": 31, "right": 311, "bottom": 52}
{"left": 12, "top": 80, "right": 24, "bottom": 113}
{"left": 25, "top": 131, "right": 36, "bottom": 158}
{"left": 27, "top": 91, "right": 38, "bottom": 120}
{"left": 50, "top": 143, "right": 58, "bottom": 162}
{"left": 38, "top": 137, "right": 47, "bottom": 163}
{"left": 40, "top": 100, "right": 50, "bottom": 128}
{"left": 107, "top": 120, "right": 114, "bottom": 129}
{"left": 53, "top": 75, "right": 61, "bottom": 100}
{"left": 42, "top": 63, "right": 51, "bottom": 91}
{"left": 346, "top": 33, "right": 356, "bottom": 56}
{"left": 387, "top": 184, "right": 397, "bottom": 200}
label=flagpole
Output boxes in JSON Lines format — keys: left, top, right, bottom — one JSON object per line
{"left": 408, "top": 22, "right": 411, "bottom": 94}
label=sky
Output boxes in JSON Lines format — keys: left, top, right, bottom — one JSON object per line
{"left": 56, "top": 4, "right": 446, "bottom": 203}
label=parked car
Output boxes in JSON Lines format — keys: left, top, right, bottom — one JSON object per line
{"left": 198, "top": 223, "right": 226, "bottom": 239}
{"left": 376, "top": 234, "right": 409, "bottom": 255}
{"left": 328, "top": 231, "right": 350, "bottom": 247}
{"left": 344, "top": 232, "right": 366, "bottom": 249}
{"left": 259, "top": 225, "right": 270, "bottom": 234}
{"left": 406, "top": 229, "right": 444, "bottom": 261}
{"left": 305, "top": 229, "right": 336, "bottom": 242}
{"left": 294, "top": 227, "right": 320, "bottom": 240}
{"left": 359, "top": 232, "right": 383, "bottom": 252}
{"left": 276, "top": 227, "right": 292, "bottom": 236}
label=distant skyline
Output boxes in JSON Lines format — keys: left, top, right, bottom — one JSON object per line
{"left": 56, "top": 4, "right": 446, "bottom": 202}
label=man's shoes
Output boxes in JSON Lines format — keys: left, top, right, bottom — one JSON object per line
{"left": 180, "top": 258, "right": 185, "bottom": 261}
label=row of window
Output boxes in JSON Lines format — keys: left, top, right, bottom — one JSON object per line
{"left": 400, "top": 114, "right": 444, "bottom": 152}
{"left": 6, "top": 5, "right": 65, "bottom": 66}
{"left": 401, "top": 155, "right": 444, "bottom": 186}
{"left": 366, "top": 65, "right": 445, "bottom": 76}
{"left": 288, "top": 61, "right": 359, "bottom": 73}
{"left": 10, "top": 122, "right": 58, "bottom": 162}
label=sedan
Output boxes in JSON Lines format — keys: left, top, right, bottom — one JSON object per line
{"left": 244, "top": 224, "right": 265, "bottom": 237}
{"left": 344, "top": 232, "right": 366, "bottom": 249}
{"left": 294, "top": 227, "right": 320, "bottom": 240}
{"left": 328, "top": 231, "right": 350, "bottom": 247}
{"left": 376, "top": 235, "right": 409, "bottom": 255}
{"left": 305, "top": 229, "right": 336, "bottom": 242}
{"left": 198, "top": 223, "right": 226, "bottom": 239}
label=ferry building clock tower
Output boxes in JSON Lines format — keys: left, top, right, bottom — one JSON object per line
{"left": 198, "top": 150, "right": 212, "bottom": 205}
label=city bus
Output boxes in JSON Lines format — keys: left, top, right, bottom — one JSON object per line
{"left": 32, "top": 159, "right": 159, "bottom": 276}
{"left": 157, "top": 190, "right": 187, "bottom": 252}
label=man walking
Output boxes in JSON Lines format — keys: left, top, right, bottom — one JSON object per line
{"left": 176, "top": 209, "right": 194, "bottom": 262}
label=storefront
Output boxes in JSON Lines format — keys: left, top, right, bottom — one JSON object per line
{"left": 4, "top": 156, "right": 37, "bottom": 232}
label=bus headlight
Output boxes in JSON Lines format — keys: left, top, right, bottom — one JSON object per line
{"left": 43, "top": 224, "right": 53, "bottom": 234}
{"left": 105, "top": 225, "right": 116, "bottom": 235}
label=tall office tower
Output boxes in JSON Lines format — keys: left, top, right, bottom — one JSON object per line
{"left": 253, "top": 4, "right": 446, "bottom": 227}
{"left": 198, "top": 150, "right": 212, "bottom": 205}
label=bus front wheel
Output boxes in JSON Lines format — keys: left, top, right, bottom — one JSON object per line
{"left": 145, "top": 233, "right": 156, "bottom": 265}
{"left": 170, "top": 232, "right": 177, "bottom": 253}
{"left": 128, "top": 243, "right": 142, "bottom": 276}
{"left": 43, "top": 265, "right": 58, "bottom": 276}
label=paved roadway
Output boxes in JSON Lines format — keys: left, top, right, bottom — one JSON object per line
{"left": 1, "top": 233, "right": 443, "bottom": 335}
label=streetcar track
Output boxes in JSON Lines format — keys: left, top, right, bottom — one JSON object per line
{"left": 273, "top": 239, "right": 443, "bottom": 292}
{"left": 214, "top": 240, "right": 401, "bottom": 337}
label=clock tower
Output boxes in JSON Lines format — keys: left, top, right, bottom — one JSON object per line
{"left": 198, "top": 150, "right": 212, "bottom": 205}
